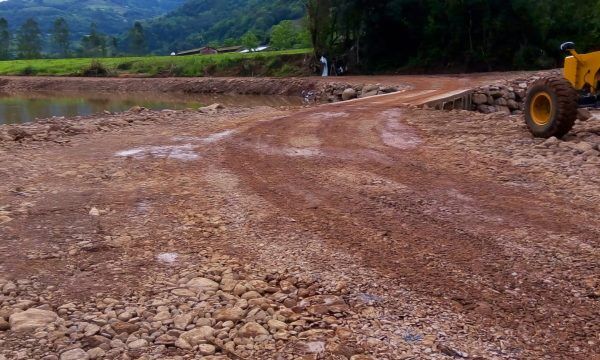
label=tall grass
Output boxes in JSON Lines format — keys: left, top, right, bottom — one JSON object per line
{"left": 0, "top": 49, "right": 312, "bottom": 77}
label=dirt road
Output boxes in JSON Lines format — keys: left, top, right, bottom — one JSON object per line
{"left": 0, "top": 75, "right": 599, "bottom": 360}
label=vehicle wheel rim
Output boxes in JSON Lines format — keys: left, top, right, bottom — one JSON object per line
{"left": 531, "top": 92, "right": 553, "bottom": 126}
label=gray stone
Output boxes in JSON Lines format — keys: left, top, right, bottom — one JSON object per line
{"left": 238, "top": 322, "right": 269, "bottom": 338}
{"left": 199, "top": 103, "right": 224, "bottom": 114}
{"left": 9, "top": 309, "right": 58, "bottom": 332}
{"left": 574, "top": 141, "right": 594, "bottom": 153}
{"left": 86, "top": 348, "right": 105, "bottom": 360}
{"left": 128, "top": 339, "right": 148, "bottom": 349}
{"left": 173, "top": 313, "right": 193, "bottom": 330}
{"left": 507, "top": 99, "right": 519, "bottom": 110}
{"left": 186, "top": 277, "right": 219, "bottom": 292}
{"left": 213, "top": 307, "right": 245, "bottom": 322}
{"left": 495, "top": 106, "right": 511, "bottom": 115}
{"left": 477, "top": 104, "right": 495, "bottom": 114}
{"left": 363, "top": 84, "right": 380, "bottom": 93}
{"left": 267, "top": 319, "right": 287, "bottom": 331}
{"left": 2, "top": 281, "right": 16, "bottom": 294}
{"left": 359, "top": 90, "right": 379, "bottom": 98}
{"left": 110, "top": 321, "right": 139, "bottom": 335}
{"left": 60, "top": 348, "right": 89, "bottom": 360}
{"left": 198, "top": 344, "right": 216, "bottom": 355}
{"left": 179, "top": 326, "right": 214, "bottom": 346}
{"left": 341, "top": 88, "right": 357, "bottom": 101}
{"left": 495, "top": 97, "right": 508, "bottom": 106}
{"left": 472, "top": 93, "right": 488, "bottom": 105}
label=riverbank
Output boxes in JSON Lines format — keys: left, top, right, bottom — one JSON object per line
{"left": 0, "top": 76, "right": 407, "bottom": 109}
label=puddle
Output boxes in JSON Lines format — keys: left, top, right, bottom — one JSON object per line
{"left": 304, "top": 341, "right": 325, "bottom": 353}
{"left": 252, "top": 142, "right": 324, "bottom": 158}
{"left": 283, "top": 147, "right": 323, "bottom": 157}
{"left": 198, "top": 130, "right": 236, "bottom": 144}
{"left": 156, "top": 253, "right": 179, "bottom": 264}
{"left": 172, "top": 130, "right": 237, "bottom": 144}
{"left": 380, "top": 109, "right": 422, "bottom": 150}
{"left": 116, "top": 144, "right": 198, "bottom": 161}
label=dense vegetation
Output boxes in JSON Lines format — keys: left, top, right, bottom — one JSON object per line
{"left": 3, "top": 0, "right": 600, "bottom": 74}
{"left": 0, "top": 49, "right": 311, "bottom": 77}
{"left": 308, "top": 0, "right": 600, "bottom": 72}
{"left": 144, "top": 0, "right": 306, "bottom": 54}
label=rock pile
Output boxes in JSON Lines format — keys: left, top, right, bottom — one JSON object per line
{"left": 0, "top": 106, "right": 247, "bottom": 147}
{"left": 0, "top": 255, "right": 376, "bottom": 360}
{"left": 318, "top": 83, "right": 401, "bottom": 103}
{"left": 471, "top": 71, "right": 561, "bottom": 115}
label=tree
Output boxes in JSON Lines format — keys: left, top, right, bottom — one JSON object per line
{"left": 305, "top": 0, "right": 600, "bottom": 72}
{"left": 51, "top": 17, "right": 70, "bottom": 58}
{"left": 270, "top": 20, "right": 296, "bottom": 50}
{"left": 0, "top": 18, "right": 10, "bottom": 60}
{"left": 16, "top": 18, "right": 42, "bottom": 59}
{"left": 128, "top": 22, "right": 147, "bottom": 55}
{"left": 81, "top": 23, "right": 107, "bottom": 57}
{"left": 240, "top": 31, "right": 259, "bottom": 51}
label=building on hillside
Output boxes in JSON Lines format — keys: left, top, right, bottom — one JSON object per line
{"left": 239, "top": 46, "right": 270, "bottom": 53}
{"left": 217, "top": 46, "right": 244, "bottom": 53}
{"left": 175, "top": 47, "right": 218, "bottom": 56}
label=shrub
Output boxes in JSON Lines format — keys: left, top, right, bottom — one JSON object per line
{"left": 19, "top": 66, "right": 37, "bottom": 76}
{"left": 81, "top": 60, "right": 109, "bottom": 77}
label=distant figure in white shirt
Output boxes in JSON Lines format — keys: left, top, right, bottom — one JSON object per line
{"left": 320, "top": 56, "right": 328, "bottom": 77}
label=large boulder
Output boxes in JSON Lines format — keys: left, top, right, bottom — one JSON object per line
{"left": 341, "top": 88, "right": 357, "bottom": 101}
{"left": 472, "top": 93, "right": 488, "bottom": 105}
{"left": 9, "top": 308, "right": 58, "bottom": 332}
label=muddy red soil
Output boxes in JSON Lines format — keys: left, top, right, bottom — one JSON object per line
{"left": 0, "top": 75, "right": 598, "bottom": 359}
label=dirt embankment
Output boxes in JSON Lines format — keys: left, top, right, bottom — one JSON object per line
{"left": 0, "top": 76, "right": 402, "bottom": 103}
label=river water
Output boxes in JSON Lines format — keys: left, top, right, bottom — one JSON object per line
{"left": 0, "top": 92, "right": 304, "bottom": 125}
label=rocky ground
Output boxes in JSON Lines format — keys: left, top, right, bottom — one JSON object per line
{"left": 0, "top": 77, "right": 599, "bottom": 360}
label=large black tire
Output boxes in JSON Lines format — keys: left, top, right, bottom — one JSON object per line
{"left": 524, "top": 76, "right": 579, "bottom": 138}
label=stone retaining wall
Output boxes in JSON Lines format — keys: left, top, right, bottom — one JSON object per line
{"left": 471, "top": 70, "right": 560, "bottom": 115}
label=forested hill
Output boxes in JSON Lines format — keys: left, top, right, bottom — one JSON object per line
{"left": 0, "top": 0, "right": 182, "bottom": 38}
{"left": 144, "top": 0, "right": 305, "bottom": 54}
{"left": 309, "top": 0, "right": 600, "bottom": 72}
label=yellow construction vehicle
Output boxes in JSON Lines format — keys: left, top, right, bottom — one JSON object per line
{"left": 525, "top": 42, "right": 598, "bottom": 138}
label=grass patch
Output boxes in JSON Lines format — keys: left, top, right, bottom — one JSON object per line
{"left": 0, "top": 49, "right": 313, "bottom": 77}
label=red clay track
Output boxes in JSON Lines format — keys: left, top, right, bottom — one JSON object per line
{"left": 0, "top": 74, "right": 598, "bottom": 359}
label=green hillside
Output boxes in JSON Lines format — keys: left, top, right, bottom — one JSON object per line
{"left": 144, "top": 0, "right": 305, "bottom": 54}
{"left": 0, "top": 0, "right": 182, "bottom": 39}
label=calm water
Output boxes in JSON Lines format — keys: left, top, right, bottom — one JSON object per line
{"left": 0, "top": 92, "right": 304, "bottom": 125}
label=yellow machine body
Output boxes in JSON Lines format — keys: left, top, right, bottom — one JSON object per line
{"left": 563, "top": 49, "right": 600, "bottom": 92}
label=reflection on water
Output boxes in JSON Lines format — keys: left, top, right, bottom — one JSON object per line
{"left": 0, "top": 91, "right": 304, "bottom": 125}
